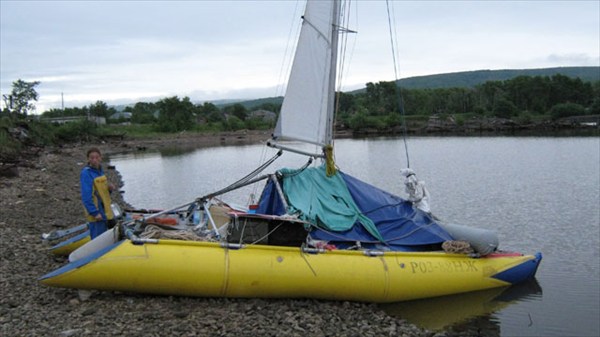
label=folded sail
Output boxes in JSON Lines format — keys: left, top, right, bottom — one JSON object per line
{"left": 256, "top": 166, "right": 453, "bottom": 250}
{"left": 273, "top": 0, "right": 338, "bottom": 147}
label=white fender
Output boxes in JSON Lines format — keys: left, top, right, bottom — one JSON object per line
{"left": 439, "top": 222, "right": 499, "bottom": 255}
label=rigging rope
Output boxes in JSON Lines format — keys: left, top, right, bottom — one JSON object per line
{"left": 198, "top": 150, "right": 282, "bottom": 202}
{"left": 385, "top": 0, "right": 411, "bottom": 168}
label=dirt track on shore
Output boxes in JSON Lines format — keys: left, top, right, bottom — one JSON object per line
{"left": 1, "top": 132, "right": 468, "bottom": 337}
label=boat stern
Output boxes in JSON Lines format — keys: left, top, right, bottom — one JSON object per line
{"left": 40, "top": 240, "right": 123, "bottom": 288}
{"left": 48, "top": 231, "right": 91, "bottom": 256}
{"left": 491, "top": 252, "right": 542, "bottom": 285}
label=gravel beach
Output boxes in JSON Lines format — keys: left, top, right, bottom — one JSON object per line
{"left": 1, "top": 132, "right": 468, "bottom": 337}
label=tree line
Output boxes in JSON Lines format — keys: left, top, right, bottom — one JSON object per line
{"left": 2, "top": 73, "right": 599, "bottom": 139}
{"left": 39, "top": 96, "right": 278, "bottom": 133}
{"left": 337, "top": 74, "right": 599, "bottom": 130}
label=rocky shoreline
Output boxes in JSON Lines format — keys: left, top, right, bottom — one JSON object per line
{"left": 1, "top": 132, "right": 482, "bottom": 337}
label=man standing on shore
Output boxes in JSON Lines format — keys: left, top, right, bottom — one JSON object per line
{"left": 80, "top": 147, "right": 115, "bottom": 239}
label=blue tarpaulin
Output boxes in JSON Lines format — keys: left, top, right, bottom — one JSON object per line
{"left": 256, "top": 166, "right": 452, "bottom": 251}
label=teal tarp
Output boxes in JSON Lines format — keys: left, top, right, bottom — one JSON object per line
{"left": 279, "top": 166, "right": 384, "bottom": 241}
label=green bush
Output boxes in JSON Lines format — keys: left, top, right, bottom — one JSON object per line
{"left": 348, "top": 113, "right": 368, "bottom": 130}
{"left": 25, "top": 120, "right": 56, "bottom": 146}
{"left": 245, "top": 116, "right": 274, "bottom": 130}
{"left": 0, "top": 117, "right": 56, "bottom": 160}
{"left": 493, "top": 98, "right": 518, "bottom": 118}
{"left": 54, "top": 120, "right": 98, "bottom": 142}
{"left": 0, "top": 120, "right": 21, "bottom": 160}
{"left": 549, "top": 103, "right": 585, "bottom": 120}
{"left": 223, "top": 116, "right": 245, "bottom": 131}
{"left": 384, "top": 113, "right": 402, "bottom": 128}
{"left": 516, "top": 111, "right": 533, "bottom": 125}
{"left": 588, "top": 97, "right": 600, "bottom": 115}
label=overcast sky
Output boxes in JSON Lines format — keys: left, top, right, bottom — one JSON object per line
{"left": 1, "top": 0, "right": 598, "bottom": 113}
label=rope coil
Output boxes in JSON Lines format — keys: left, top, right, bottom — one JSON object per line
{"left": 140, "top": 225, "right": 215, "bottom": 242}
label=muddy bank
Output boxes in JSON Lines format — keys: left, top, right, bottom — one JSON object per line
{"left": 106, "top": 129, "right": 273, "bottom": 154}
{"left": 1, "top": 133, "right": 472, "bottom": 337}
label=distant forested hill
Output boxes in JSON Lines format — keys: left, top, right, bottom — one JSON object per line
{"left": 235, "top": 67, "right": 599, "bottom": 109}
{"left": 223, "top": 96, "right": 284, "bottom": 110}
{"left": 393, "top": 66, "right": 599, "bottom": 89}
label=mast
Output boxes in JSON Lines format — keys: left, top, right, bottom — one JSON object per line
{"left": 325, "top": 0, "right": 340, "bottom": 147}
{"left": 323, "top": 0, "right": 339, "bottom": 176}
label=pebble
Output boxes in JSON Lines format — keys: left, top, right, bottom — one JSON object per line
{"left": 60, "top": 329, "right": 81, "bottom": 337}
{"left": 81, "top": 307, "right": 97, "bottom": 316}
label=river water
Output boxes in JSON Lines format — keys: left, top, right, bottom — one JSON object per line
{"left": 110, "top": 136, "right": 600, "bottom": 337}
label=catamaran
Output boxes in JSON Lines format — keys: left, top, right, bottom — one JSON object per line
{"left": 40, "top": 0, "right": 541, "bottom": 303}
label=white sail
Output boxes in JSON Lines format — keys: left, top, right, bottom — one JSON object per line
{"left": 272, "top": 0, "right": 339, "bottom": 148}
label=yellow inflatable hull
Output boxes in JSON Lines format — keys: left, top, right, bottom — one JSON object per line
{"left": 41, "top": 239, "right": 541, "bottom": 303}
{"left": 49, "top": 232, "right": 90, "bottom": 256}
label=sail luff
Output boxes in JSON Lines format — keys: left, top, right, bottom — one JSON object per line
{"left": 325, "top": 0, "right": 340, "bottom": 146}
{"left": 272, "top": 0, "right": 340, "bottom": 150}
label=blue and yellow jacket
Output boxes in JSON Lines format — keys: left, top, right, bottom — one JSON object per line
{"left": 80, "top": 164, "right": 114, "bottom": 222}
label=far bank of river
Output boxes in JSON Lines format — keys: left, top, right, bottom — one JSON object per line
{"left": 106, "top": 120, "right": 598, "bottom": 155}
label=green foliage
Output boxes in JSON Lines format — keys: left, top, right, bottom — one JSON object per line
{"left": 223, "top": 103, "right": 248, "bottom": 121}
{"left": 384, "top": 113, "right": 402, "bottom": 128}
{"left": 131, "top": 102, "right": 157, "bottom": 124}
{"left": 472, "top": 106, "right": 487, "bottom": 115}
{"left": 549, "top": 103, "right": 586, "bottom": 120}
{"left": 42, "top": 106, "right": 89, "bottom": 118}
{"left": 154, "top": 96, "right": 196, "bottom": 132}
{"left": 337, "top": 92, "right": 356, "bottom": 114}
{"left": 348, "top": 112, "right": 386, "bottom": 130}
{"left": 221, "top": 97, "right": 283, "bottom": 111}
{"left": 195, "top": 122, "right": 225, "bottom": 133}
{"left": 0, "top": 117, "right": 21, "bottom": 159}
{"left": 53, "top": 120, "right": 98, "bottom": 142}
{"left": 365, "top": 81, "right": 399, "bottom": 115}
{"left": 516, "top": 111, "right": 534, "bottom": 125}
{"left": 0, "top": 117, "right": 56, "bottom": 154}
{"left": 342, "top": 73, "right": 597, "bottom": 131}
{"left": 590, "top": 97, "right": 600, "bottom": 115}
{"left": 22, "top": 120, "right": 56, "bottom": 145}
{"left": 493, "top": 98, "right": 518, "bottom": 118}
{"left": 390, "top": 67, "right": 600, "bottom": 90}
{"left": 1, "top": 116, "right": 97, "bottom": 159}
{"left": 197, "top": 102, "right": 220, "bottom": 116}
{"left": 245, "top": 116, "right": 275, "bottom": 130}
{"left": 254, "top": 102, "right": 281, "bottom": 113}
{"left": 89, "top": 101, "right": 115, "bottom": 119}
{"left": 30, "top": 68, "right": 599, "bottom": 137}
{"left": 2, "top": 79, "right": 40, "bottom": 116}
{"left": 223, "top": 116, "right": 245, "bottom": 131}
{"left": 207, "top": 110, "right": 225, "bottom": 123}
{"left": 348, "top": 112, "right": 367, "bottom": 130}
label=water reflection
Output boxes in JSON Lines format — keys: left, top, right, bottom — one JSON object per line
{"left": 156, "top": 147, "right": 198, "bottom": 157}
{"left": 380, "top": 278, "right": 542, "bottom": 334}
